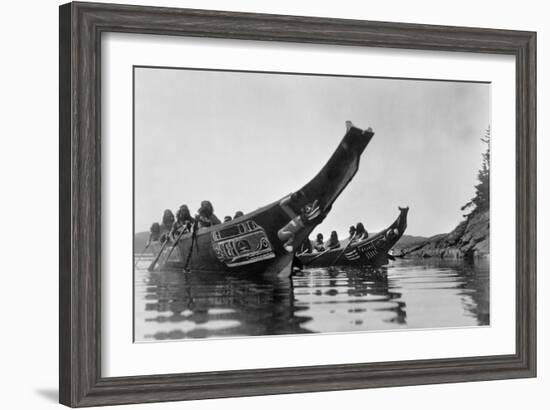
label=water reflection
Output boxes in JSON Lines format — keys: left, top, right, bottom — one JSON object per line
{"left": 290, "top": 266, "right": 407, "bottom": 333}
{"left": 134, "top": 258, "right": 489, "bottom": 341}
{"left": 137, "top": 269, "right": 311, "bottom": 340}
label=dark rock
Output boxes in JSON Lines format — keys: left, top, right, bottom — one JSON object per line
{"left": 394, "top": 209, "right": 489, "bottom": 260}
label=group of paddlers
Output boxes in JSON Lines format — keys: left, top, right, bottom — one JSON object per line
{"left": 296, "top": 222, "right": 370, "bottom": 255}
{"left": 274, "top": 191, "right": 372, "bottom": 256}
{"left": 146, "top": 200, "right": 244, "bottom": 247}
{"left": 145, "top": 192, "right": 374, "bottom": 257}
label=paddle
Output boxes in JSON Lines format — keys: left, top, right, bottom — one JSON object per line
{"left": 147, "top": 235, "right": 171, "bottom": 272}
{"left": 331, "top": 233, "right": 357, "bottom": 266}
{"left": 183, "top": 220, "right": 199, "bottom": 272}
{"left": 302, "top": 247, "right": 332, "bottom": 265}
{"left": 163, "top": 223, "right": 191, "bottom": 263}
{"left": 134, "top": 243, "right": 150, "bottom": 268}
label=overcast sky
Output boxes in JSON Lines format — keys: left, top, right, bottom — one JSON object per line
{"left": 134, "top": 67, "right": 490, "bottom": 237}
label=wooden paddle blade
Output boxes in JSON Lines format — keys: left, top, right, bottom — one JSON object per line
{"left": 147, "top": 240, "right": 169, "bottom": 272}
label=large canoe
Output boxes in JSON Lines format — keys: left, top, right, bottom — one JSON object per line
{"left": 152, "top": 123, "right": 375, "bottom": 278}
{"left": 298, "top": 207, "right": 409, "bottom": 268}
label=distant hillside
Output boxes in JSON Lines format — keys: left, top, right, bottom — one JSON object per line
{"left": 393, "top": 234, "right": 431, "bottom": 250}
{"left": 394, "top": 209, "right": 489, "bottom": 259}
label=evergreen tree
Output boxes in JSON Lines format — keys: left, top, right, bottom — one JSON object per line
{"left": 461, "top": 126, "right": 490, "bottom": 216}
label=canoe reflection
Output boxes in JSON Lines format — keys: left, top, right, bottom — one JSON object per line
{"left": 290, "top": 266, "right": 406, "bottom": 333}
{"left": 142, "top": 271, "right": 310, "bottom": 340}
{"left": 139, "top": 265, "right": 405, "bottom": 340}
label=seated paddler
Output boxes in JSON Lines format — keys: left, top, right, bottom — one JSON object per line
{"left": 171, "top": 204, "right": 195, "bottom": 240}
{"left": 341, "top": 225, "right": 356, "bottom": 247}
{"left": 353, "top": 222, "right": 369, "bottom": 243}
{"left": 326, "top": 230, "right": 341, "bottom": 249}
{"left": 160, "top": 209, "right": 175, "bottom": 243}
{"left": 196, "top": 200, "right": 221, "bottom": 228}
{"left": 314, "top": 233, "right": 325, "bottom": 252}
{"left": 146, "top": 222, "right": 161, "bottom": 247}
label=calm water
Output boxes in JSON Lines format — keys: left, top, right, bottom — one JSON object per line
{"left": 134, "top": 258, "right": 489, "bottom": 341}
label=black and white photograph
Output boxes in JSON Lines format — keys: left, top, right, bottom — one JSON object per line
{"left": 0, "top": 0, "right": 542, "bottom": 407}
{"left": 133, "top": 66, "right": 491, "bottom": 341}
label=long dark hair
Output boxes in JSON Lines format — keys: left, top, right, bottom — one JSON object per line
{"left": 328, "top": 231, "right": 338, "bottom": 247}
{"left": 355, "top": 222, "right": 366, "bottom": 235}
{"left": 199, "top": 200, "right": 214, "bottom": 217}
{"left": 162, "top": 209, "right": 175, "bottom": 227}
{"left": 177, "top": 204, "right": 192, "bottom": 221}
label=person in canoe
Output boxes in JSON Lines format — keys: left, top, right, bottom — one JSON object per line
{"left": 340, "top": 225, "right": 356, "bottom": 247}
{"left": 196, "top": 200, "right": 221, "bottom": 228}
{"left": 353, "top": 222, "right": 369, "bottom": 243}
{"left": 326, "top": 230, "right": 341, "bottom": 249}
{"left": 146, "top": 222, "right": 161, "bottom": 247}
{"left": 170, "top": 204, "right": 195, "bottom": 240}
{"left": 277, "top": 192, "right": 321, "bottom": 252}
{"left": 160, "top": 209, "right": 175, "bottom": 243}
{"left": 314, "top": 233, "right": 325, "bottom": 252}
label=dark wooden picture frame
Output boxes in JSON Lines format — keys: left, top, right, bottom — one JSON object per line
{"left": 59, "top": 1, "right": 536, "bottom": 407}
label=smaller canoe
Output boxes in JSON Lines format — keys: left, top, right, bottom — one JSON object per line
{"left": 298, "top": 207, "right": 409, "bottom": 268}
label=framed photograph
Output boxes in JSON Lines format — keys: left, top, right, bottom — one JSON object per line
{"left": 59, "top": 1, "right": 536, "bottom": 407}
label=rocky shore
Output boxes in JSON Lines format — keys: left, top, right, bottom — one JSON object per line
{"left": 394, "top": 209, "right": 489, "bottom": 259}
